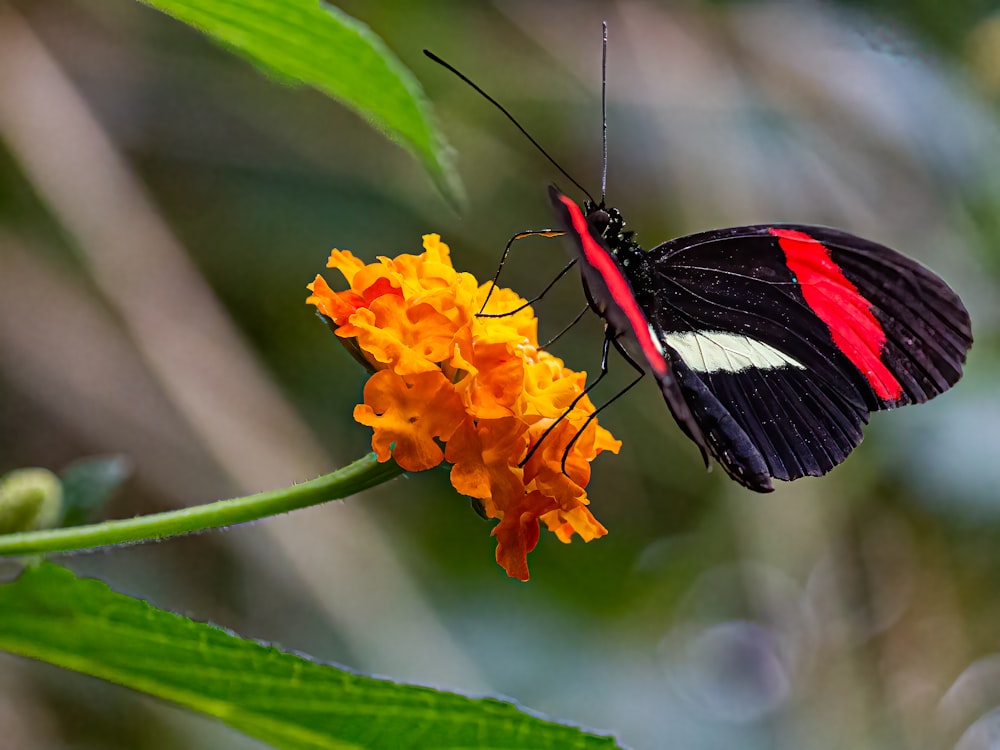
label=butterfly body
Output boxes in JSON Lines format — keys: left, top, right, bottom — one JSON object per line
{"left": 549, "top": 185, "right": 972, "bottom": 492}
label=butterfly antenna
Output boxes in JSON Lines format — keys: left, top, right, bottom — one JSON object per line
{"left": 423, "top": 49, "right": 597, "bottom": 205}
{"left": 601, "top": 21, "right": 608, "bottom": 205}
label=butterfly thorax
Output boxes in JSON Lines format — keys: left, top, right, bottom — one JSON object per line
{"left": 583, "top": 201, "right": 643, "bottom": 255}
{"left": 583, "top": 200, "right": 656, "bottom": 305}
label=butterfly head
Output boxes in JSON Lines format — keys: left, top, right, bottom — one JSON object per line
{"left": 584, "top": 200, "right": 640, "bottom": 255}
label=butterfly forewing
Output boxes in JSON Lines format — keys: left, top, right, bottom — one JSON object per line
{"left": 639, "top": 224, "right": 972, "bottom": 486}
{"left": 790, "top": 228, "right": 972, "bottom": 404}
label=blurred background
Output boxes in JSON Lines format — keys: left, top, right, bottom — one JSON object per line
{"left": 0, "top": 0, "right": 998, "bottom": 747}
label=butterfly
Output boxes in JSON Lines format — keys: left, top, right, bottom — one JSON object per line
{"left": 425, "top": 41, "right": 973, "bottom": 492}
{"left": 548, "top": 185, "right": 971, "bottom": 491}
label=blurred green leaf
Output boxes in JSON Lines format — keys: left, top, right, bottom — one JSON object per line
{"left": 137, "top": 0, "right": 464, "bottom": 209}
{"left": 0, "top": 563, "right": 620, "bottom": 749}
{"left": 59, "top": 456, "right": 130, "bottom": 528}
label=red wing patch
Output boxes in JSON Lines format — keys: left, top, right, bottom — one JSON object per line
{"left": 555, "top": 193, "right": 669, "bottom": 379}
{"left": 769, "top": 227, "right": 903, "bottom": 401}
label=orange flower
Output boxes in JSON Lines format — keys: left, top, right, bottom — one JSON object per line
{"left": 307, "top": 234, "right": 620, "bottom": 580}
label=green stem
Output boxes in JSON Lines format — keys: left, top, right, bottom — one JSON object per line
{"left": 0, "top": 453, "right": 404, "bottom": 557}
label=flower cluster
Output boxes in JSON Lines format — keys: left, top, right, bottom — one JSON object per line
{"left": 307, "top": 235, "right": 619, "bottom": 580}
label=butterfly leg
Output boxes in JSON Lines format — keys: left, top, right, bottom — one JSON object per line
{"left": 540, "top": 304, "right": 589, "bottom": 350}
{"left": 478, "top": 258, "right": 578, "bottom": 317}
{"left": 519, "top": 335, "right": 613, "bottom": 468}
{"left": 559, "top": 334, "right": 645, "bottom": 472}
{"left": 477, "top": 229, "right": 565, "bottom": 315}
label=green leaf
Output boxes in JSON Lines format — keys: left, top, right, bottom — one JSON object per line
{"left": 59, "top": 456, "right": 131, "bottom": 528}
{"left": 0, "top": 564, "right": 620, "bottom": 749}
{"left": 137, "top": 0, "right": 464, "bottom": 209}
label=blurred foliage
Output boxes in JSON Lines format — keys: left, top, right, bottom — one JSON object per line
{"left": 58, "top": 455, "right": 130, "bottom": 527}
{"left": 837, "top": 0, "right": 995, "bottom": 53}
{"left": 0, "top": 0, "right": 998, "bottom": 748}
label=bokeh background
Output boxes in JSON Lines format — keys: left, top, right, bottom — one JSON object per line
{"left": 1, "top": 1, "right": 999, "bottom": 748}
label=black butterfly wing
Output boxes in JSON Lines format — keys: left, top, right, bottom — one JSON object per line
{"left": 640, "top": 224, "right": 972, "bottom": 488}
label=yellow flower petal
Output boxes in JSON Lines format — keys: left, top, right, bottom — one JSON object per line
{"left": 351, "top": 298, "right": 457, "bottom": 375}
{"left": 325, "top": 249, "right": 367, "bottom": 284}
{"left": 353, "top": 370, "right": 466, "bottom": 471}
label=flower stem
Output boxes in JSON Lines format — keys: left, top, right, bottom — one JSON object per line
{"left": 0, "top": 453, "right": 404, "bottom": 557}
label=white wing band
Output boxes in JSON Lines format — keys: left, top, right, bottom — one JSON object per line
{"left": 664, "top": 330, "right": 805, "bottom": 373}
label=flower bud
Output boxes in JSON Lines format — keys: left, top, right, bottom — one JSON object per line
{"left": 0, "top": 468, "right": 63, "bottom": 534}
